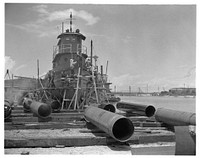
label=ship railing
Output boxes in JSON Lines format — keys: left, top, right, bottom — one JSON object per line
{"left": 53, "top": 44, "right": 87, "bottom": 60}
{"left": 82, "top": 45, "right": 87, "bottom": 55}
{"left": 97, "top": 74, "right": 108, "bottom": 83}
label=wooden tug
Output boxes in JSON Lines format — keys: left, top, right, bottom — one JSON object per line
{"left": 34, "top": 12, "right": 112, "bottom": 111}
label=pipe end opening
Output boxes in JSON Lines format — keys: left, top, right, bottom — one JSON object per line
{"left": 104, "top": 104, "right": 116, "bottom": 113}
{"left": 146, "top": 105, "right": 156, "bottom": 117}
{"left": 4, "top": 105, "right": 12, "bottom": 119}
{"left": 38, "top": 104, "right": 52, "bottom": 118}
{"left": 112, "top": 118, "right": 134, "bottom": 142}
{"left": 23, "top": 100, "right": 32, "bottom": 111}
{"left": 51, "top": 100, "right": 61, "bottom": 111}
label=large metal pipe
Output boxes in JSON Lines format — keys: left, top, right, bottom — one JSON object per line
{"left": 155, "top": 108, "right": 196, "bottom": 126}
{"left": 49, "top": 100, "right": 61, "bottom": 112}
{"left": 23, "top": 98, "right": 33, "bottom": 112}
{"left": 84, "top": 106, "right": 134, "bottom": 142}
{"left": 4, "top": 99, "right": 13, "bottom": 119}
{"left": 116, "top": 102, "right": 156, "bottom": 117}
{"left": 98, "top": 103, "right": 116, "bottom": 113}
{"left": 30, "top": 101, "right": 52, "bottom": 118}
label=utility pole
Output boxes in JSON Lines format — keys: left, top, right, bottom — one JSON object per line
{"left": 114, "top": 85, "right": 116, "bottom": 93}
{"left": 129, "top": 86, "right": 131, "bottom": 94}
{"left": 37, "top": 59, "right": 39, "bottom": 89}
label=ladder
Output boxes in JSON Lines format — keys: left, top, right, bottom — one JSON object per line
{"left": 84, "top": 66, "right": 99, "bottom": 105}
{"left": 91, "top": 66, "right": 99, "bottom": 103}
{"left": 61, "top": 89, "right": 71, "bottom": 110}
{"left": 62, "top": 68, "right": 81, "bottom": 110}
{"left": 39, "top": 78, "right": 48, "bottom": 101}
{"left": 99, "top": 74, "right": 109, "bottom": 103}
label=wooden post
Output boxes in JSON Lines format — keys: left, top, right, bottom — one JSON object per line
{"left": 74, "top": 68, "right": 80, "bottom": 110}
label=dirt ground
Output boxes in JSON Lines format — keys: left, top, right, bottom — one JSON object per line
{"left": 5, "top": 145, "right": 132, "bottom": 155}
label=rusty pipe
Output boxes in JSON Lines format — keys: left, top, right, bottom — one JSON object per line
{"left": 84, "top": 106, "right": 134, "bottom": 142}
{"left": 4, "top": 99, "right": 13, "bottom": 119}
{"left": 98, "top": 103, "right": 116, "bottom": 113}
{"left": 116, "top": 102, "right": 155, "bottom": 117}
{"left": 30, "top": 101, "right": 52, "bottom": 118}
{"left": 23, "top": 98, "right": 33, "bottom": 112}
{"left": 155, "top": 108, "right": 196, "bottom": 126}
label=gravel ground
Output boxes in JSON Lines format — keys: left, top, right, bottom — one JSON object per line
{"left": 5, "top": 128, "right": 97, "bottom": 139}
{"left": 5, "top": 145, "right": 132, "bottom": 155}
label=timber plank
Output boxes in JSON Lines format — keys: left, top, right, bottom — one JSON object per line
{"left": 132, "top": 122, "right": 163, "bottom": 127}
{"left": 12, "top": 109, "right": 84, "bottom": 113}
{"left": 5, "top": 145, "right": 132, "bottom": 155}
{"left": 11, "top": 112, "right": 84, "bottom": 117}
{"left": 138, "top": 134, "right": 175, "bottom": 143}
{"left": 130, "top": 143, "right": 175, "bottom": 155}
{"left": 5, "top": 128, "right": 175, "bottom": 148}
{"left": 5, "top": 134, "right": 175, "bottom": 148}
{"left": 7, "top": 115, "right": 84, "bottom": 123}
{"left": 5, "top": 136, "right": 108, "bottom": 148}
{"left": 5, "top": 120, "right": 163, "bottom": 128}
{"left": 4, "top": 122, "right": 86, "bottom": 130}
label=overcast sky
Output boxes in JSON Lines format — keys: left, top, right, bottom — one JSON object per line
{"left": 4, "top": 3, "right": 196, "bottom": 92}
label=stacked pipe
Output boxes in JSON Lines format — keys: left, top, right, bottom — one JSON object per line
{"left": 23, "top": 97, "right": 33, "bottom": 112}
{"left": 4, "top": 99, "right": 14, "bottom": 119}
{"left": 155, "top": 108, "right": 196, "bottom": 155}
{"left": 23, "top": 98, "right": 52, "bottom": 118}
{"left": 47, "top": 99, "right": 61, "bottom": 112}
{"left": 155, "top": 108, "right": 196, "bottom": 126}
{"left": 98, "top": 103, "right": 116, "bottom": 113}
{"left": 30, "top": 101, "right": 52, "bottom": 118}
{"left": 84, "top": 106, "right": 134, "bottom": 142}
{"left": 116, "top": 102, "right": 156, "bottom": 117}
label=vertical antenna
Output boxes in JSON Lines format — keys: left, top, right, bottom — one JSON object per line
{"left": 106, "top": 60, "right": 108, "bottom": 75}
{"left": 62, "top": 22, "right": 64, "bottom": 33}
{"left": 90, "top": 40, "right": 93, "bottom": 66}
{"left": 70, "top": 12, "right": 72, "bottom": 32}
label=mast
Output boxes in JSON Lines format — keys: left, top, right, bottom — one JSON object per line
{"left": 61, "top": 22, "right": 64, "bottom": 33}
{"left": 90, "top": 40, "right": 93, "bottom": 66}
{"left": 70, "top": 12, "right": 72, "bottom": 32}
{"left": 106, "top": 60, "right": 109, "bottom": 75}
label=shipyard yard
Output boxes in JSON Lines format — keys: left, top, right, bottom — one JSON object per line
{"left": 4, "top": 3, "right": 196, "bottom": 156}
{"left": 4, "top": 96, "right": 195, "bottom": 155}
{"left": 5, "top": 106, "right": 175, "bottom": 155}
